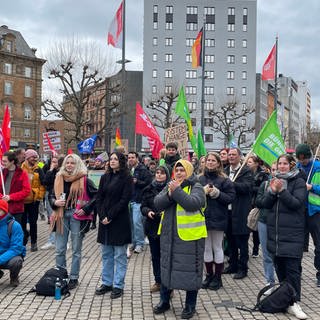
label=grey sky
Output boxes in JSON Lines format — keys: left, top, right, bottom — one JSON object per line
{"left": 1, "top": 0, "right": 319, "bottom": 122}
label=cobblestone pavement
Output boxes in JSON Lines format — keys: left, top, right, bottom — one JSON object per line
{"left": 1, "top": 219, "right": 320, "bottom": 319}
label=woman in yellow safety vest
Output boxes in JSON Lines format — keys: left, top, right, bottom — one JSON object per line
{"left": 153, "top": 159, "right": 206, "bottom": 320}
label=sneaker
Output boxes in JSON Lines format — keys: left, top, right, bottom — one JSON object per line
{"left": 31, "top": 243, "right": 38, "bottom": 252}
{"left": 252, "top": 253, "right": 259, "bottom": 258}
{"left": 144, "top": 237, "right": 149, "bottom": 245}
{"left": 287, "top": 302, "right": 308, "bottom": 319}
{"left": 134, "top": 245, "right": 143, "bottom": 254}
{"left": 40, "top": 242, "right": 55, "bottom": 250}
{"left": 150, "top": 283, "right": 161, "bottom": 293}
{"left": 10, "top": 277, "right": 20, "bottom": 287}
{"left": 110, "top": 287, "right": 123, "bottom": 299}
{"left": 0, "top": 270, "right": 4, "bottom": 279}
{"left": 68, "top": 279, "right": 79, "bottom": 290}
{"left": 127, "top": 246, "right": 133, "bottom": 259}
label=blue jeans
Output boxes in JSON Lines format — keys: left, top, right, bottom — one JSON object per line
{"left": 130, "top": 202, "right": 145, "bottom": 247}
{"left": 55, "top": 209, "right": 84, "bottom": 280}
{"left": 101, "top": 244, "right": 127, "bottom": 289}
{"left": 258, "top": 221, "right": 275, "bottom": 284}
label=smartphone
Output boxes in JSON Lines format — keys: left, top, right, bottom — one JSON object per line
{"left": 60, "top": 193, "right": 66, "bottom": 200}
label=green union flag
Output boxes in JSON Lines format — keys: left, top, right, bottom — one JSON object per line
{"left": 252, "top": 110, "right": 285, "bottom": 166}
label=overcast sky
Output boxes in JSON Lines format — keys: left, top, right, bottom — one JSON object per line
{"left": 1, "top": 0, "right": 319, "bottom": 122}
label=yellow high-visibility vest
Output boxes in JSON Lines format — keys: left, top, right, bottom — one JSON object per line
{"left": 158, "top": 186, "right": 207, "bottom": 241}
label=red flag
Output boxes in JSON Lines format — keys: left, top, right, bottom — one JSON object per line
{"left": 44, "top": 133, "right": 58, "bottom": 156}
{"left": 191, "top": 28, "right": 203, "bottom": 68}
{"left": 108, "top": 1, "right": 123, "bottom": 48}
{"left": 262, "top": 44, "right": 276, "bottom": 81}
{"left": 135, "top": 102, "right": 163, "bottom": 158}
{"left": 67, "top": 148, "right": 73, "bottom": 154}
{"left": 0, "top": 105, "right": 11, "bottom": 157}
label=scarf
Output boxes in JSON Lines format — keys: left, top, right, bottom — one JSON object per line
{"left": 51, "top": 172, "right": 86, "bottom": 234}
{"left": 275, "top": 168, "right": 300, "bottom": 180}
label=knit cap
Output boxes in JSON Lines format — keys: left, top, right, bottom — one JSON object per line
{"left": 173, "top": 159, "right": 194, "bottom": 179}
{"left": 295, "top": 144, "right": 312, "bottom": 159}
{"left": 25, "top": 149, "right": 39, "bottom": 160}
{"left": 156, "top": 165, "right": 170, "bottom": 182}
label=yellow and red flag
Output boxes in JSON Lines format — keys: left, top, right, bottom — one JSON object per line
{"left": 115, "top": 127, "right": 122, "bottom": 146}
{"left": 191, "top": 28, "right": 203, "bottom": 68}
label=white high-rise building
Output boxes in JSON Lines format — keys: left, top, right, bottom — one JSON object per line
{"left": 143, "top": 0, "right": 257, "bottom": 151}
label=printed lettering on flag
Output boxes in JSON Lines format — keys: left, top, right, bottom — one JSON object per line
{"left": 262, "top": 44, "right": 276, "bottom": 81}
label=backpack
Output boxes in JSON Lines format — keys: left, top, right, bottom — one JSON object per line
{"left": 236, "top": 281, "right": 296, "bottom": 314}
{"left": 7, "top": 219, "right": 14, "bottom": 237}
{"left": 32, "top": 266, "right": 70, "bottom": 299}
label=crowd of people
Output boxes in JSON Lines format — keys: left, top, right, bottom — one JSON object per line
{"left": 0, "top": 142, "right": 319, "bottom": 319}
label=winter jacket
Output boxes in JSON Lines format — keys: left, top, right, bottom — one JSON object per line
{"left": 0, "top": 215, "right": 26, "bottom": 265}
{"left": 164, "top": 153, "right": 181, "bottom": 172}
{"left": 255, "top": 180, "right": 270, "bottom": 224}
{"left": 154, "top": 174, "right": 206, "bottom": 291}
{"left": 0, "top": 168, "right": 31, "bottom": 214}
{"left": 257, "top": 173, "right": 306, "bottom": 258}
{"left": 251, "top": 168, "right": 269, "bottom": 206}
{"left": 199, "top": 171, "right": 236, "bottom": 231}
{"left": 43, "top": 168, "right": 59, "bottom": 193}
{"left": 21, "top": 162, "right": 46, "bottom": 203}
{"left": 131, "top": 163, "right": 152, "bottom": 203}
{"left": 224, "top": 165, "right": 253, "bottom": 235}
{"left": 96, "top": 171, "right": 133, "bottom": 246}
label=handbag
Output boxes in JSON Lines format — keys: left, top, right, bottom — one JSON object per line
{"left": 247, "top": 207, "right": 260, "bottom": 231}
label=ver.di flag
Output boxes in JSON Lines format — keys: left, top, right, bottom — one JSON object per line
{"left": 252, "top": 110, "right": 285, "bottom": 166}
{"left": 191, "top": 28, "right": 203, "bottom": 68}
{"left": 175, "top": 86, "right": 197, "bottom": 155}
{"left": 77, "top": 134, "right": 98, "bottom": 154}
{"left": 107, "top": 1, "right": 123, "bottom": 48}
{"left": 262, "top": 44, "right": 276, "bottom": 81}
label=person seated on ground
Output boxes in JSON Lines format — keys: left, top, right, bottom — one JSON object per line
{"left": 0, "top": 199, "right": 26, "bottom": 287}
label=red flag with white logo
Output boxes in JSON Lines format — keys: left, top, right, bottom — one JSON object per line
{"left": 44, "top": 133, "right": 58, "bottom": 156}
{"left": 107, "top": 1, "right": 123, "bottom": 48}
{"left": 0, "top": 105, "right": 11, "bottom": 156}
{"left": 262, "top": 44, "right": 276, "bottom": 81}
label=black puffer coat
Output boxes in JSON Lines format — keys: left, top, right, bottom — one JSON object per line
{"left": 199, "top": 171, "right": 236, "bottom": 231}
{"left": 154, "top": 175, "right": 206, "bottom": 291}
{"left": 224, "top": 165, "right": 253, "bottom": 235}
{"left": 96, "top": 171, "right": 133, "bottom": 246}
{"left": 257, "top": 173, "right": 306, "bottom": 258}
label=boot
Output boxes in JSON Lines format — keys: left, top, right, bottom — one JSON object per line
{"left": 208, "top": 275, "right": 223, "bottom": 290}
{"left": 201, "top": 274, "right": 213, "bottom": 289}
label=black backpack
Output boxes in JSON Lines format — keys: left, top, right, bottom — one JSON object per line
{"left": 32, "top": 266, "right": 70, "bottom": 298}
{"left": 237, "top": 281, "right": 296, "bottom": 314}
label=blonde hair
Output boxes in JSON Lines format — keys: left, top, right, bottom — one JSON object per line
{"left": 58, "top": 154, "right": 87, "bottom": 176}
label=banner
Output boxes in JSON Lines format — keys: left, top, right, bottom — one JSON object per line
{"left": 77, "top": 134, "right": 98, "bottom": 154}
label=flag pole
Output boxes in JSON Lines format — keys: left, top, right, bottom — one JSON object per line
{"left": 120, "top": 0, "right": 126, "bottom": 144}
{"left": 200, "top": 19, "right": 206, "bottom": 137}
{"left": 274, "top": 36, "right": 278, "bottom": 110}
{"left": 232, "top": 149, "right": 253, "bottom": 182}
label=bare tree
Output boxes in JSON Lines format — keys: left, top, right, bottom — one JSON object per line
{"left": 209, "top": 100, "right": 255, "bottom": 148}
{"left": 306, "top": 121, "right": 320, "bottom": 153}
{"left": 42, "top": 38, "right": 119, "bottom": 146}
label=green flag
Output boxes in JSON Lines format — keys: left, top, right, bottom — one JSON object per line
{"left": 252, "top": 110, "right": 285, "bottom": 166}
{"left": 175, "top": 86, "right": 197, "bottom": 154}
{"left": 197, "top": 129, "right": 207, "bottom": 157}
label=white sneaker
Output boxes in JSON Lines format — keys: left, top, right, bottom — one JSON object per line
{"left": 40, "top": 242, "right": 55, "bottom": 250}
{"left": 144, "top": 237, "right": 149, "bottom": 245}
{"left": 134, "top": 245, "right": 143, "bottom": 254}
{"left": 127, "top": 246, "right": 133, "bottom": 259}
{"left": 287, "top": 303, "right": 308, "bottom": 319}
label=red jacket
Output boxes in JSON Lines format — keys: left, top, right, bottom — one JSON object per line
{"left": 0, "top": 167, "right": 31, "bottom": 214}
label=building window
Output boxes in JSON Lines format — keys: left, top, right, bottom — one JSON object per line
{"left": 204, "top": 71, "right": 214, "bottom": 79}
{"left": 204, "top": 118, "right": 213, "bottom": 127}
{"left": 186, "top": 38, "right": 195, "bottom": 47}
{"left": 243, "top": 8, "right": 248, "bottom": 15}
{"left": 25, "top": 85, "right": 32, "bottom": 98}
{"left": 6, "top": 40, "right": 13, "bottom": 52}
{"left": 188, "top": 102, "right": 197, "bottom": 111}
{"left": 152, "top": 69, "right": 157, "bottom": 78}
{"left": 186, "top": 54, "right": 192, "bottom": 63}
{"left": 4, "top": 81, "right": 13, "bottom": 95}
{"left": 242, "top": 39, "right": 247, "bottom": 48}
{"left": 166, "top": 5, "right": 173, "bottom": 14}
{"left": 242, "top": 55, "right": 247, "bottom": 64}
{"left": 153, "top": 5, "right": 158, "bottom": 13}
{"left": 153, "top": 5, "right": 158, "bottom": 29}
{"left": 185, "top": 86, "right": 197, "bottom": 95}
{"left": 187, "top": 6, "right": 198, "bottom": 14}
{"left": 191, "top": 118, "right": 196, "bottom": 126}
{"left": 24, "top": 128, "right": 31, "bottom": 137}
{"left": 227, "top": 55, "right": 235, "bottom": 64}
{"left": 241, "top": 118, "right": 247, "bottom": 127}
{"left": 227, "top": 24, "right": 235, "bottom": 32}
{"left": 205, "top": 134, "right": 213, "bottom": 142}
{"left": 240, "top": 134, "right": 246, "bottom": 144}
{"left": 205, "top": 55, "right": 215, "bottom": 63}
{"left": 186, "top": 70, "right": 197, "bottom": 79}
{"left": 165, "top": 70, "right": 173, "bottom": 78}
{"left": 4, "top": 63, "right": 12, "bottom": 74}
{"left": 227, "top": 39, "right": 235, "bottom": 47}
{"left": 152, "top": 53, "right": 157, "bottom": 62}
{"left": 165, "top": 38, "right": 173, "bottom": 46}
{"left": 24, "top": 105, "right": 32, "bottom": 119}
{"left": 165, "top": 86, "right": 172, "bottom": 94}
{"left": 153, "top": 22, "right": 158, "bottom": 29}
{"left": 153, "top": 37, "right": 158, "bottom": 46}
{"left": 204, "top": 7, "right": 215, "bottom": 15}
{"left": 242, "top": 71, "right": 247, "bottom": 79}
{"left": 186, "top": 23, "right": 197, "bottom": 31}
{"left": 205, "top": 39, "right": 215, "bottom": 47}
{"left": 228, "top": 7, "right": 235, "bottom": 15}
{"left": 166, "top": 22, "right": 173, "bottom": 30}
{"left": 242, "top": 103, "right": 247, "bottom": 111}
{"left": 205, "top": 23, "right": 215, "bottom": 31}
{"left": 227, "top": 71, "right": 235, "bottom": 80}
{"left": 152, "top": 85, "right": 157, "bottom": 94}
{"left": 204, "top": 86, "right": 214, "bottom": 95}
{"left": 227, "top": 87, "right": 235, "bottom": 95}
{"left": 242, "top": 87, "right": 247, "bottom": 95}
{"left": 243, "top": 24, "right": 247, "bottom": 32}
{"left": 25, "top": 66, "right": 32, "bottom": 78}
{"left": 204, "top": 102, "right": 214, "bottom": 111}
{"left": 165, "top": 54, "right": 173, "bottom": 62}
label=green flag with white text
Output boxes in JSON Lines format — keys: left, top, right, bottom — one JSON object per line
{"left": 252, "top": 110, "right": 285, "bottom": 166}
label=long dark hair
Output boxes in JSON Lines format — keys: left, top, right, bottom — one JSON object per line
{"left": 106, "top": 152, "right": 129, "bottom": 175}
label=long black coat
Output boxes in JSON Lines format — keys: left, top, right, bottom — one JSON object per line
{"left": 199, "top": 172, "right": 236, "bottom": 231}
{"left": 96, "top": 171, "right": 133, "bottom": 246}
{"left": 225, "top": 165, "right": 253, "bottom": 235}
{"left": 257, "top": 174, "right": 306, "bottom": 258}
